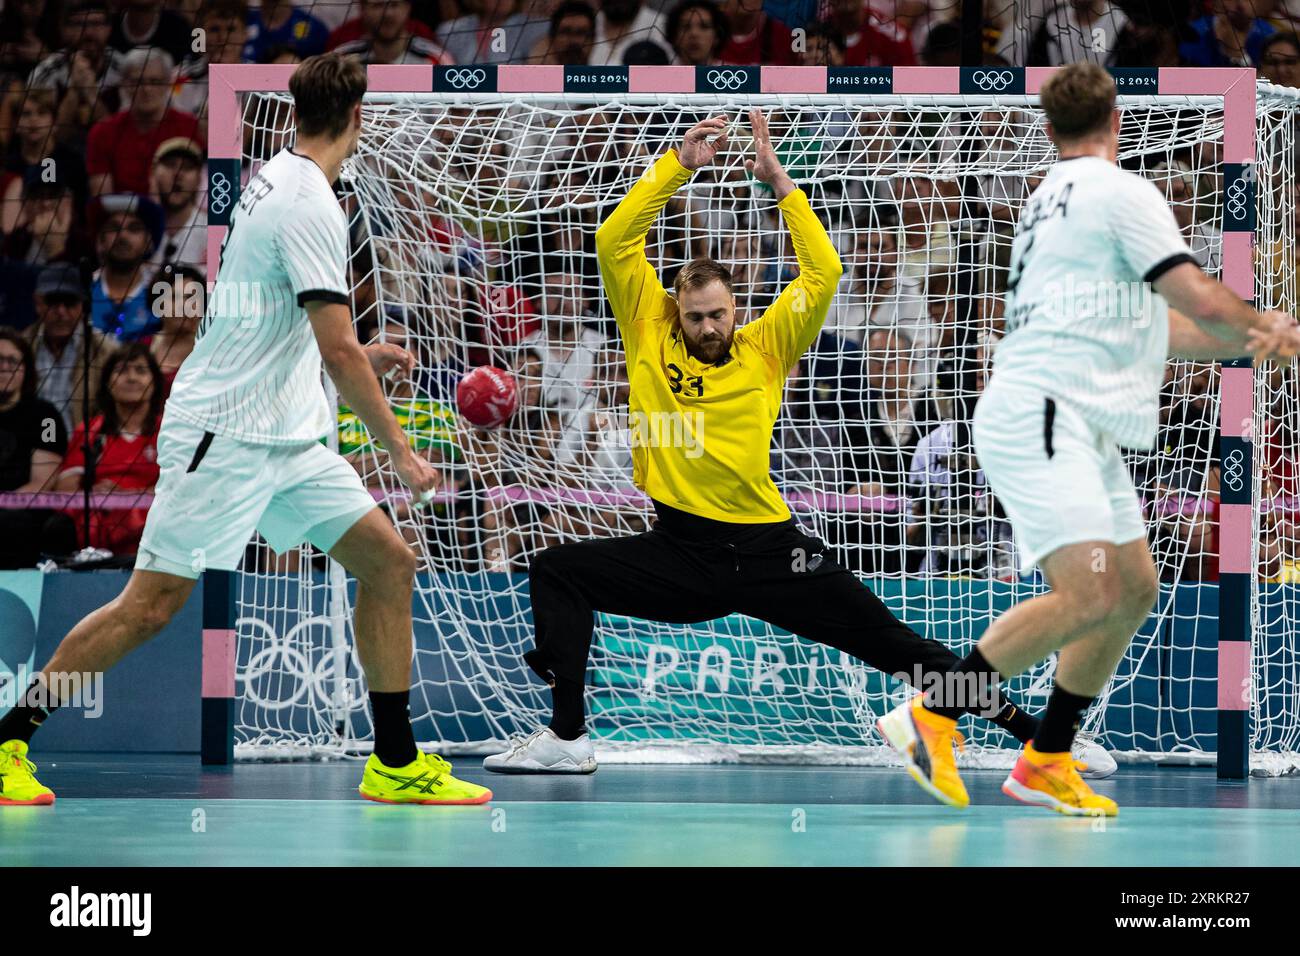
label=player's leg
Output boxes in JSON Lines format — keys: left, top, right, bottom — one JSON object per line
{"left": 1, "top": 419, "right": 262, "bottom": 805}
{"left": 732, "top": 530, "right": 1044, "bottom": 809}
{"left": 260, "top": 442, "right": 488, "bottom": 804}
{"left": 0, "top": 569, "right": 196, "bottom": 805}
{"left": 486, "top": 528, "right": 732, "bottom": 773}
{"left": 998, "top": 455, "right": 1158, "bottom": 815}
{"left": 879, "top": 387, "right": 1136, "bottom": 810}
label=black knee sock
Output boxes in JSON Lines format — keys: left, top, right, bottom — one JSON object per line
{"left": 0, "top": 678, "right": 59, "bottom": 745}
{"left": 1033, "top": 684, "right": 1095, "bottom": 753}
{"left": 547, "top": 677, "right": 586, "bottom": 741}
{"left": 369, "top": 690, "right": 419, "bottom": 767}
{"left": 988, "top": 701, "right": 1039, "bottom": 745}
{"left": 924, "top": 647, "right": 1001, "bottom": 721}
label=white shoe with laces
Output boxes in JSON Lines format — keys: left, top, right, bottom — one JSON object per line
{"left": 1073, "top": 733, "right": 1118, "bottom": 779}
{"left": 483, "top": 728, "right": 598, "bottom": 774}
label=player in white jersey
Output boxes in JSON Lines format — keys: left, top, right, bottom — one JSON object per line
{"left": 0, "top": 54, "right": 491, "bottom": 807}
{"left": 877, "top": 63, "right": 1300, "bottom": 816}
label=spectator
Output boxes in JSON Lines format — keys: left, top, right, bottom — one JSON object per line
{"left": 1152, "top": 158, "right": 1220, "bottom": 276}
{"left": 0, "top": 326, "right": 77, "bottom": 567}
{"left": 773, "top": 331, "right": 859, "bottom": 491}
{"left": 2, "top": 169, "right": 94, "bottom": 268}
{"left": 24, "top": 262, "right": 117, "bottom": 432}
{"left": 590, "top": 0, "right": 670, "bottom": 66}
{"left": 1261, "top": 32, "right": 1300, "bottom": 86}
{"left": 536, "top": 1, "right": 598, "bottom": 65}
{"left": 846, "top": 326, "right": 939, "bottom": 496}
{"left": 918, "top": 17, "right": 960, "bottom": 66}
{"left": 326, "top": 0, "right": 443, "bottom": 50}
{"left": 1181, "top": 0, "right": 1275, "bottom": 67}
{"left": 54, "top": 341, "right": 162, "bottom": 555}
{"left": 333, "top": 0, "right": 455, "bottom": 64}
{"left": 907, "top": 337, "right": 1014, "bottom": 578}
{"left": 718, "top": 0, "right": 794, "bottom": 65}
{"left": 828, "top": 0, "right": 915, "bottom": 67}
{"left": 825, "top": 228, "right": 925, "bottom": 347}
{"left": 1010, "top": 0, "right": 1129, "bottom": 67}
{"left": 109, "top": 0, "right": 194, "bottom": 65}
{"left": 148, "top": 137, "right": 206, "bottom": 270}
{"left": 0, "top": 0, "right": 60, "bottom": 78}
{"left": 622, "top": 37, "right": 671, "bottom": 64}
{"left": 437, "top": 0, "right": 541, "bottom": 65}
{"left": 30, "top": 0, "right": 124, "bottom": 140}
{"left": 85, "top": 47, "right": 203, "bottom": 197}
{"left": 247, "top": 0, "right": 330, "bottom": 62}
{"left": 257, "top": 42, "right": 305, "bottom": 64}
{"left": 3, "top": 87, "right": 89, "bottom": 218}
{"left": 520, "top": 270, "right": 604, "bottom": 463}
{"left": 0, "top": 326, "right": 67, "bottom": 492}
{"left": 794, "top": 21, "right": 847, "bottom": 66}
{"left": 1112, "top": 6, "right": 1187, "bottom": 68}
{"left": 174, "top": 0, "right": 253, "bottom": 119}
{"left": 89, "top": 193, "right": 165, "bottom": 342}
{"left": 666, "top": 0, "right": 728, "bottom": 65}
{"left": 147, "top": 262, "right": 203, "bottom": 394}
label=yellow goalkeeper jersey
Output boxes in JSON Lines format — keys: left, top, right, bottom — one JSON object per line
{"left": 595, "top": 148, "right": 844, "bottom": 523}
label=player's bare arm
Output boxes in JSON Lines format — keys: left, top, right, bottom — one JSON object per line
{"left": 1159, "top": 260, "right": 1300, "bottom": 362}
{"left": 307, "top": 299, "right": 437, "bottom": 499}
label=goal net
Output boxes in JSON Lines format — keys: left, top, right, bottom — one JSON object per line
{"left": 229, "top": 83, "right": 1300, "bottom": 774}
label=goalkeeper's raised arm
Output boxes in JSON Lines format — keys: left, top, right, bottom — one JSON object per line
{"left": 741, "top": 108, "right": 844, "bottom": 371}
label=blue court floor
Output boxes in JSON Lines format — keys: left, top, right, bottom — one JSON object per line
{"left": 3, "top": 754, "right": 1298, "bottom": 866}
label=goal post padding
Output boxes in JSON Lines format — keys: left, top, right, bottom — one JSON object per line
{"left": 205, "top": 64, "right": 1298, "bottom": 775}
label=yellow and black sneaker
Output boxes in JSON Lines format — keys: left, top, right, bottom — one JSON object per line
{"left": 0, "top": 740, "right": 55, "bottom": 806}
{"left": 877, "top": 695, "right": 970, "bottom": 808}
{"left": 358, "top": 751, "right": 492, "bottom": 805}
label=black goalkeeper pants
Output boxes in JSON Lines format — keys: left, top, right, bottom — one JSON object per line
{"left": 523, "top": 507, "right": 964, "bottom": 696}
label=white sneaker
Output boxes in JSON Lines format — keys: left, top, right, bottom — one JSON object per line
{"left": 483, "top": 728, "right": 598, "bottom": 775}
{"left": 1073, "top": 734, "right": 1118, "bottom": 779}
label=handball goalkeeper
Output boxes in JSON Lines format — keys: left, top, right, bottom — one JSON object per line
{"left": 484, "top": 110, "right": 1112, "bottom": 794}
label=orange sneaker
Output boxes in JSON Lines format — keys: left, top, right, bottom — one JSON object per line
{"left": 1002, "top": 743, "right": 1118, "bottom": 817}
{"left": 877, "top": 695, "right": 969, "bottom": 808}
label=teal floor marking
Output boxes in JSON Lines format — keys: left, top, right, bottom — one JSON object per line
{"left": 5, "top": 799, "right": 1297, "bottom": 866}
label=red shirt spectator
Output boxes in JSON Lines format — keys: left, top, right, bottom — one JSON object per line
{"left": 86, "top": 108, "right": 203, "bottom": 199}
{"left": 719, "top": 3, "right": 795, "bottom": 66}
{"left": 56, "top": 343, "right": 163, "bottom": 555}
{"left": 85, "top": 47, "right": 204, "bottom": 198}
{"left": 829, "top": 0, "right": 915, "bottom": 66}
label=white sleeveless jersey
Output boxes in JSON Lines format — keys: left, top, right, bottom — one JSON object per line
{"left": 993, "top": 155, "right": 1194, "bottom": 449}
{"left": 166, "top": 149, "right": 349, "bottom": 445}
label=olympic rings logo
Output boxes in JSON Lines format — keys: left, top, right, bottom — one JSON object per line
{"left": 445, "top": 68, "right": 487, "bottom": 89}
{"left": 1223, "top": 447, "right": 1246, "bottom": 492}
{"left": 1225, "top": 178, "right": 1250, "bottom": 221}
{"left": 706, "top": 68, "right": 747, "bottom": 91}
{"left": 972, "top": 69, "right": 1015, "bottom": 92}
{"left": 209, "top": 171, "right": 233, "bottom": 216}
{"left": 236, "top": 615, "right": 368, "bottom": 714}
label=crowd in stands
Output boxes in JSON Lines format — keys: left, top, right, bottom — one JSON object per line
{"left": 0, "top": 0, "right": 1296, "bottom": 585}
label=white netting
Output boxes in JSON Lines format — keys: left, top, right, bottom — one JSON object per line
{"left": 228, "top": 86, "right": 1299, "bottom": 774}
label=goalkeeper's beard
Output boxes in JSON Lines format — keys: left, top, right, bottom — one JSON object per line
{"left": 683, "top": 326, "right": 734, "bottom": 365}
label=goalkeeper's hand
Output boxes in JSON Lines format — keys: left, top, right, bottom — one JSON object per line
{"left": 678, "top": 115, "right": 729, "bottom": 170}
{"left": 366, "top": 341, "right": 415, "bottom": 382}
{"left": 743, "top": 108, "right": 795, "bottom": 200}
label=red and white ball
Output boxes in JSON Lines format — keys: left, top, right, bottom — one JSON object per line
{"left": 456, "top": 365, "right": 519, "bottom": 428}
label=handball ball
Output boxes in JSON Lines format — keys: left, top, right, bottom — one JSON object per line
{"left": 457, "top": 366, "right": 518, "bottom": 428}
